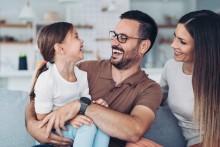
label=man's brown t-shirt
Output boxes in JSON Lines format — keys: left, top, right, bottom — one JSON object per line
{"left": 78, "top": 60, "right": 162, "bottom": 115}
{"left": 78, "top": 60, "right": 162, "bottom": 146}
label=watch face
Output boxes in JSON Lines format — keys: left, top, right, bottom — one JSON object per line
{"left": 81, "top": 97, "right": 91, "bottom": 105}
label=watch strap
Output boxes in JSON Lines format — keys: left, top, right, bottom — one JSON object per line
{"left": 78, "top": 97, "right": 91, "bottom": 115}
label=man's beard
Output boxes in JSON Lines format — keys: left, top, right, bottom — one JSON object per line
{"left": 110, "top": 44, "right": 140, "bottom": 70}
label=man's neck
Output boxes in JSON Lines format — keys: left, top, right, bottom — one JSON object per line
{"left": 111, "top": 64, "right": 139, "bottom": 85}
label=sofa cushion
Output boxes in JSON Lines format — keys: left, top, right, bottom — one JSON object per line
{"left": 0, "top": 88, "right": 35, "bottom": 147}
{"left": 144, "top": 106, "right": 187, "bottom": 147}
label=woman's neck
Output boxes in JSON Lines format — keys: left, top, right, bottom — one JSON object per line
{"left": 182, "top": 62, "right": 194, "bottom": 75}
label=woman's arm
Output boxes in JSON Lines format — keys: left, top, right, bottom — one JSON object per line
{"left": 25, "top": 100, "right": 73, "bottom": 146}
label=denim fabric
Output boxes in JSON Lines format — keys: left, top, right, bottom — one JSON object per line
{"left": 56, "top": 124, "right": 109, "bottom": 147}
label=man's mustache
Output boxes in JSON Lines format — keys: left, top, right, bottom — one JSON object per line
{"left": 112, "top": 45, "right": 124, "bottom": 52}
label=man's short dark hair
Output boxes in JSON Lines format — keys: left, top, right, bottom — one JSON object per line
{"left": 120, "top": 10, "right": 158, "bottom": 52}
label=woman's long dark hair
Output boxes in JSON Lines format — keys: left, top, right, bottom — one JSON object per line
{"left": 179, "top": 10, "right": 220, "bottom": 146}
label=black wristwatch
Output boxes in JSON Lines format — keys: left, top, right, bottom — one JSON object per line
{"left": 78, "top": 97, "right": 91, "bottom": 115}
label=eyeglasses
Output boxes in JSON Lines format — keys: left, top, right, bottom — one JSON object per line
{"left": 109, "top": 31, "right": 145, "bottom": 43}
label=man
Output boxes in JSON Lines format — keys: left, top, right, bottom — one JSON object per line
{"left": 26, "top": 10, "right": 163, "bottom": 146}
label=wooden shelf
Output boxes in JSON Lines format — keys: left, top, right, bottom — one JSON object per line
{"left": 158, "top": 24, "right": 176, "bottom": 28}
{"left": 159, "top": 38, "right": 173, "bottom": 44}
{"left": 0, "top": 41, "right": 33, "bottom": 45}
{"left": 0, "top": 23, "right": 32, "bottom": 28}
{"left": 83, "top": 50, "right": 93, "bottom": 54}
{"left": 96, "top": 38, "right": 111, "bottom": 42}
{"left": 74, "top": 25, "right": 93, "bottom": 29}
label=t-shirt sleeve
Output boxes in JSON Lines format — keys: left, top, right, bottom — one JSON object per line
{"left": 136, "top": 82, "right": 162, "bottom": 114}
{"left": 159, "top": 61, "right": 169, "bottom": 106}
{"left": 34, "top": 73, "right": 54, "bottom": 114}
{"left": 80, "top": 72, "right": 91, "bottom": 99}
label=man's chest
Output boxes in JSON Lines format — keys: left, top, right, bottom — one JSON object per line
{"left": 90, "top": 78, "right": 139, "bottom": 113}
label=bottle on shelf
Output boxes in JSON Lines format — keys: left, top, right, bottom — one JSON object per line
{"left": 18, "top": 52, "right": 28, "bottom": 70}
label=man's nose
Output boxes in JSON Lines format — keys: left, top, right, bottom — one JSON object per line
{"left": 111, "top": 36, "right": 120, "bottom": 46}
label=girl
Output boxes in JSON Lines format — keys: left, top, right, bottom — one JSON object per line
{"left": 29, "top": 22, "right": 109, "bottom": 147}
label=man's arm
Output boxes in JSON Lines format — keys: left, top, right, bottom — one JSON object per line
{"left": 85, "top": 104, "right": 155, "bottom": 142}
{"left": 40, "top": 100, "right": 155, "bottom": 143}
{"left": 25, "top": 100, "right": 73, "bottom": 146}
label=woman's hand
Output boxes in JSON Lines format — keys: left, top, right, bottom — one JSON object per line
{"left": 92, "top": 98, "right": 108, "bottom": 107}
{"left": 38, "top": 100, "right": 80, "bottom": 138}
{"left": 69, "top": 114, "right": 93, "bottom": 128}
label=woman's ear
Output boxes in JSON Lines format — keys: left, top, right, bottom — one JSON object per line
{"left": 54, "top": 43, "right": 65, "bottom": 55}
{"left": 140, "top": 39, "right": 151, "bottom": 54}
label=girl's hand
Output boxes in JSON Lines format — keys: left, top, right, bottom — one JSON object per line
{"left": 69, "top": 115, "right": 93, "bottom": 128}
{"left": 92, "top": 98, "right": 108, "bottom": 107}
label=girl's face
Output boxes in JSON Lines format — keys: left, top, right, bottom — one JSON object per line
{"left": 171, "top": 23, "right": 195, "bottom": 64}
{"left": 61, "top": 28, "right": 84, "bottom": 62}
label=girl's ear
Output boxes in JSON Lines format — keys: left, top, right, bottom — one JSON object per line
{"left": 54, "top": 43, "right": 65, "bottom": 55}
{"left": 140, "top": 39, "right": 151, "bottom": 54}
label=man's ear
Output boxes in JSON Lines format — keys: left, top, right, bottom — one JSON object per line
{"left": 54, "top": 43, "right": 65, "bottom": 55}
{"left": 140, "top": 39, "right": 151, "bottom": 54}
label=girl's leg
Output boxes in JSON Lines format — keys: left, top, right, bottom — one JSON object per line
{"left": 93, "top": 128, "right": 110, "bottom": 147}
{"left": 74, "top": 124, "right": 97, "bottom": 147}
{"left": 61, "top": 125, "right": 77, "bottom": 140}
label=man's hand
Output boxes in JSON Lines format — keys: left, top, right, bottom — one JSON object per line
{"left": 27, "top": 118, "right": 73, "bottom": 146}
{"left": 92, "top": 98, "right": 108, "bottom": 107}
{"left": 69, "top": 115, "right": 93, "bottom": 128}
{"left": 38, "top": 100, "right": 80, "bottom": 138}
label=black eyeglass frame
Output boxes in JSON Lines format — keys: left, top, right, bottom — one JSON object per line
{"left": 109, "top": 31, "right": 146, "bottom": 43}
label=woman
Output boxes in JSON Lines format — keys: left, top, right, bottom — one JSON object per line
{"left": 160, "top": 10, "right": 220, "bottom": 147}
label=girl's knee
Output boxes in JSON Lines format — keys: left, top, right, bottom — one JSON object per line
{"left": 79, "top": 123, "right": 97, "bottom": 134}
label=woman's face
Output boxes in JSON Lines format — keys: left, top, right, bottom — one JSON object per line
{"left": 171, "top": 23, "right": 195, "bottom": 64}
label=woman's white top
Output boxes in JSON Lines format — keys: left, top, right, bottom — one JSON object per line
{"left": 160, "top": 59, "right": 202, "bottom": 146}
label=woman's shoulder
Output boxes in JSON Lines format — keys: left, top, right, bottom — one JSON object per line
{"left": 164, "top": 58, "right": 183, "bottom": 69}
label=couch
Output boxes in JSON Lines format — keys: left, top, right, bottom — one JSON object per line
{"left": 0, "top": 88, "right": 186, "bottom": 147}
{"left": 0, "top": 88, "right": 35, "bottom": 147}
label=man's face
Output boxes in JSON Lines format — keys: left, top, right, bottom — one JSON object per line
{"left": 110, "top": 19, "right": 142, "bottom": 70}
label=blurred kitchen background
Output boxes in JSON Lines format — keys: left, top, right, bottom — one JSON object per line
{"left": 0, "top": 0, "right": 220, "bottom": 91}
